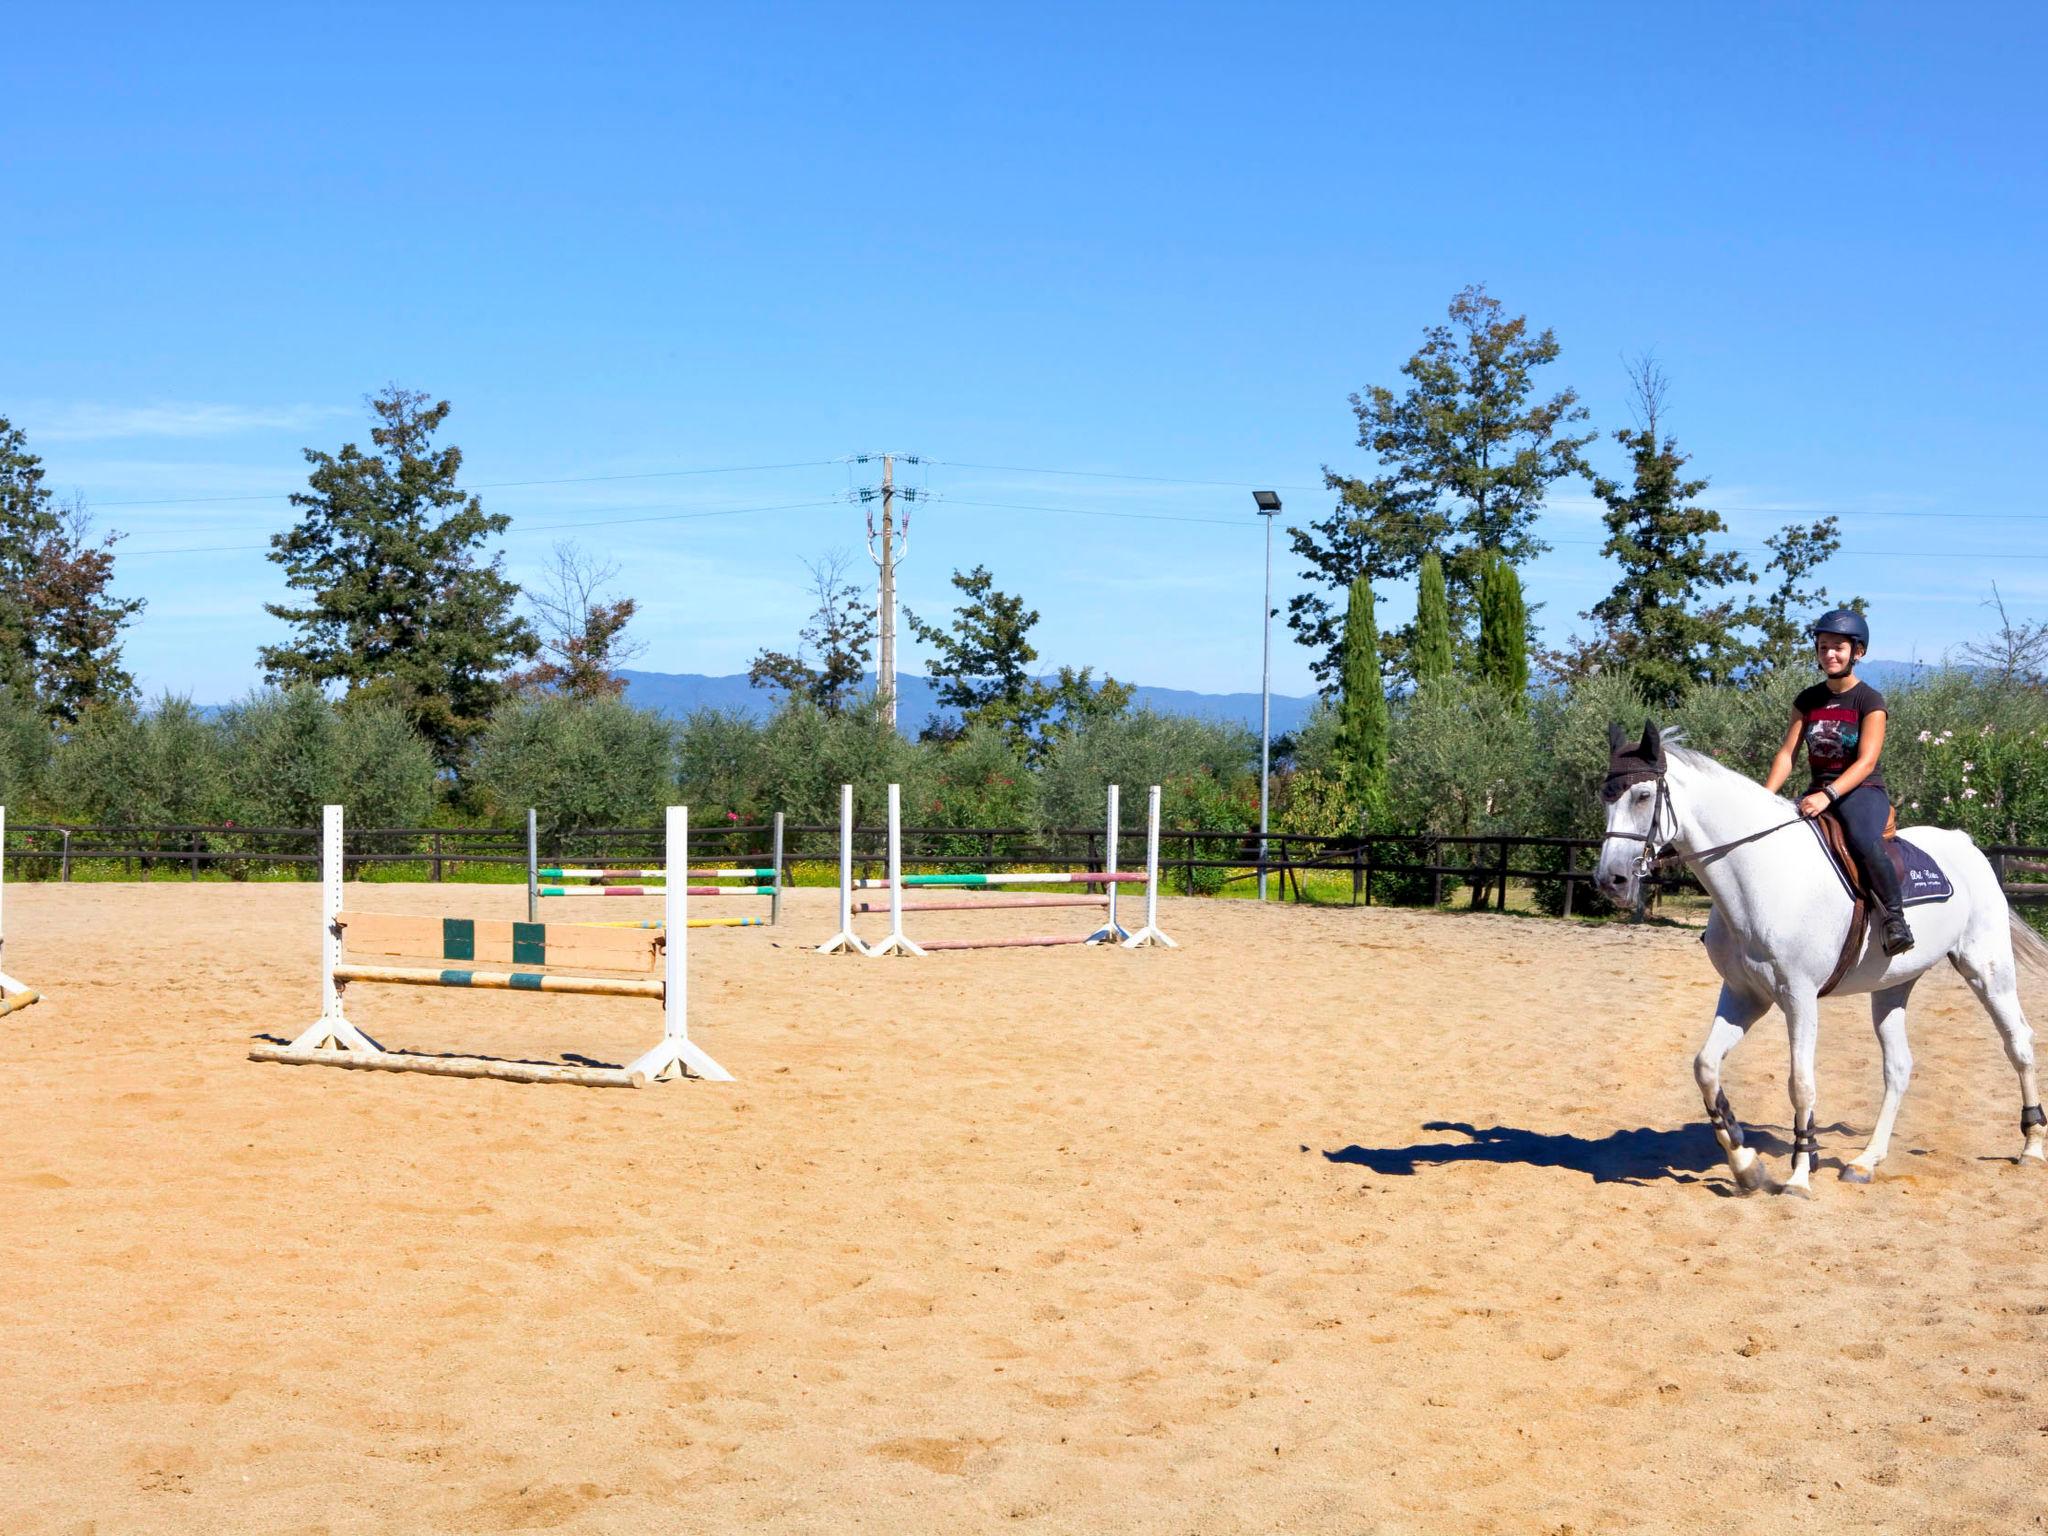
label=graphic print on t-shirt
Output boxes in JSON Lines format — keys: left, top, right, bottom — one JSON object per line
{"left": 1804, "top": 702, "right": 1861, "bottom": 781}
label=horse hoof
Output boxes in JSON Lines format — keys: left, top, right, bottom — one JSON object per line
{"left": 1840, "top": 1165, "right": 1874, "bottom": 1184}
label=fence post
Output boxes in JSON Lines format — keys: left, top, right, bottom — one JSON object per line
{"left": 1498, "top": 837, "right": 1510, "bottom": 912}
{"left": 190, "top": 829, "right": 199, "bottom": 881}
{"left": 432, "top": 830, "right": 444, "bottom": 883}
{"left": 1561, "top": 842, "right": 1576, "bottom": 918}
{"left": 60, "top": 829, "right": 71, "bottom": 882}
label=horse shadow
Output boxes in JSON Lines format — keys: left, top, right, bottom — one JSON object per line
{"left": 1325, "top": 1118, "right": 1857, "bottom": 1188}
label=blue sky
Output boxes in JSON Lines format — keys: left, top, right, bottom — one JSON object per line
{"left": 2, "top": 3, "right": 2042, "bottom": 702}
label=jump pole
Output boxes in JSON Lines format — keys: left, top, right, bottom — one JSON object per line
{"left": 817, "top": 783, "right": 868, "bottom": 954}
{"left": 0, "top": 806, "right": 43, "bottom": 1018}
{"left": 530, "top": 807, "right": 782, "bottom": 926}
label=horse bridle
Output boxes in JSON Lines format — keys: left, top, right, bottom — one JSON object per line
{"left": 1602, "top": 768, "right": 1680, "bottom": 878}
{"left": 1603, "top": 764, "right": 1808, "bottom": 880}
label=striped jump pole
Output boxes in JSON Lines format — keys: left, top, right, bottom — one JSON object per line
{"left": 0, "top": 805, "right": 42, "bottom": 1018}
{"left": 527, "top": 808, "right": 783, "bottom": 926}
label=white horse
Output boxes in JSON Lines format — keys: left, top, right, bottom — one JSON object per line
{"left": 1594, "top": 720, "right": 2048, "bottom": 1196}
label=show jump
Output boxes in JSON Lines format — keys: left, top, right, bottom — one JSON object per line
{"left": 251, "top": 804, "right": 730, "bottom": 1086}
{"left": 820, "top": 782, "right": 1176, "bottom": 956}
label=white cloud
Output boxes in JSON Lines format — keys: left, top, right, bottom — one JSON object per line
{"left": 22, "top": 401, "right": 353, "bottom": 443}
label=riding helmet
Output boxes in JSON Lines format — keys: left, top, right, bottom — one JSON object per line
{"left": 1810, "top": 607, "right": 1869, "bottom": 651}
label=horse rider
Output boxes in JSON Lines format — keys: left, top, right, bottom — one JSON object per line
{"left": 1763, "top": 608, "right": 1914, "bottom": 956}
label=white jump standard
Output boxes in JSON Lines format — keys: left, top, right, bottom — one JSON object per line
{"left": 819, "top": 782, "right": 1176, "bottom": 956}
{"left": 252, "top": 804, "right": 729, "bottom": 1086}
{"left": 0, "top": 806, "right": 41, "bottom": 1018}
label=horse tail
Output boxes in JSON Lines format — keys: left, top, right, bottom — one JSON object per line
{"left": 2010, "top": 913, "right": 2048, "bottom": 980}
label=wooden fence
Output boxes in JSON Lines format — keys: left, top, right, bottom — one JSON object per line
{"left": 5, "top": 817, "right": 2045, "bottom": 910}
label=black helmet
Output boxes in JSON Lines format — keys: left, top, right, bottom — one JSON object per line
{"left": 1810, "top": 607, "right": 1869, "bottom": 650}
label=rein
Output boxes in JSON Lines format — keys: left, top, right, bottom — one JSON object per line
{"left": 1603, "top": 769, "right": 1807, "bottom": 877}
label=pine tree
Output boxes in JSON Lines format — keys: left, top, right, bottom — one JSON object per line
{"left": 0, "top": 416, "right": 146, "bottom": 723}
{"left": 1289, "top": 284, "right": 1593, "bottom": 683}
{"left": 1336, "top": 575, "right": 1388, "bottom": 818}
{"left": 1413, "top": 552, "right": 1454, "bottom": 686}
{"left": 261, "top": 388, "right": 537, "bottom": 772}
{"left": 906, "top": 565, "right": 1129, "bottom": 759}
{"left": 1477, "top": 552, "right": 1529, "bottom": 712}
{"left": 1580, "top": 359, "right": 1758, "bottom": 706}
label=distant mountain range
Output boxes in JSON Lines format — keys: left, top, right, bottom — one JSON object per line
{"left": 614, "top": 659, "right": 1938, "bottom": 738}
{"left": 615, "top": 670, "right": 1323, "bottom": 737}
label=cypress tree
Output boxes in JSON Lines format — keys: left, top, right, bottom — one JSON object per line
{"left": 1336, "top": 575, "right": 1389, "bottom": 817}
{"left": 1477, "top": 552, "right": 1530, "bottom": 711}
{"left": 1414, "top": 552, "right": 1453, "bottom": 685}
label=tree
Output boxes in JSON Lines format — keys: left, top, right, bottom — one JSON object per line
{"left": 1413, "top": 552, "right": 1454, "bottom": 686}
{"left": 906, "top": 565, "right": 1129, "bottom": 759}
{"left": 1289, "top": 285, "right": 1594, "bottom": 682}
{"left": 1477, "top": 551, "right": 1530, "bottom": 712}
{"left": 260, "top": 388, "right": 536, "bottom": 772}
{"left": 748, "top": 549, "right": 878, "bottom": 714}
{"left": 0, "top": 417, "right": 146, "bottom": 723}
{"left": 510, "top": 542, "right": 643, "bottom": 700}
{"left": 1959, "top": 584, "right": 2048, "bottom": 689}
{"left": 1580, "top": 358, "right": 1759, "bottom": 707}
{"left": 1335, "top": 575, "right": 1389, "bottom": 817}
{"left": 1755, "top": 516, "right": 1852, "bottom": 665}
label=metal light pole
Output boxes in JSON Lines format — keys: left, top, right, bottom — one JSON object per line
{"left": 1253, "top": 491, "right": 1282, "bottom": 901}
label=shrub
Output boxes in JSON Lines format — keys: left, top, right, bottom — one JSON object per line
{"left": 470, "top": 693, "right": 673, "bottom": 833}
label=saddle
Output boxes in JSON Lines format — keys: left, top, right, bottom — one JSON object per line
{"left": 1811, "top": 810, "right": 1954, "bottom": 996}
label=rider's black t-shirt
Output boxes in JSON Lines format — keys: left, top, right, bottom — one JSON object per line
{"left": 1794, "top": 679, "right": 1888, "bottom": 794}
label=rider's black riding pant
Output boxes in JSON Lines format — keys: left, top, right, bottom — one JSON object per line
{"left": 1828, "top": 782, "right": 1906, "bottom": 921}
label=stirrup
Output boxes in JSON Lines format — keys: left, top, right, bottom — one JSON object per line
{"left": 1881, "top": 916, "right": 1914, "bottom": 956}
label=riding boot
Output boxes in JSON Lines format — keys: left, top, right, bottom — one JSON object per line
{"left": 1863, "top": 847, "right": 1914, "bottom": 956}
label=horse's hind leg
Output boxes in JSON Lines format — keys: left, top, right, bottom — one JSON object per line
{"left": 1697, "top": 985, "right": 1771, "bottom": 1192}
{"left": 1844, "top": 982, "right": 1915, "bottom": 1183}
{"left": 1951, "top": 938, "right": 2046, "bottom": 1164}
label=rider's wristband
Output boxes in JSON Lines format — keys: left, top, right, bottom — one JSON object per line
{"left": 1822, "top": 785, "right": 1840, "bottom": 805}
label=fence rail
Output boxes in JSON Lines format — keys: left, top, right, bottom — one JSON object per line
{"left": 5, "top": 817, "right": 2045, "bottom": 908}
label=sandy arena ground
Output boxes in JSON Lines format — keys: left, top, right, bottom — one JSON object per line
{"left": 2, "top": 880, "right": 2046, "bottom": 1534}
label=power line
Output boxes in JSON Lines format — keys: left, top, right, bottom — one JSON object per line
{"left": 94, "top": 459, "right": 842, "bottom": 509}
{"left": 934, "top": 458, "right": 1325, "bottom": 493}
{"left": 119, "top": 498, "right": 845, "bottom": 559}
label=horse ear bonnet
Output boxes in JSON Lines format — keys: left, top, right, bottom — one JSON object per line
{"left": 1603, "top": 717, "right": 1666, "bottom": 802}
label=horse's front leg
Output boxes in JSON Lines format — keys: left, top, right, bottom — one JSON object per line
{"left": 1697, "top": 985, "right": 1771, "bottom": 1192}
{"left": 1782, "top": 992, "right": 1822, "bottom": 1197}
{"left": 1843, "top": 982, "right": 1915, "bottom": 1183}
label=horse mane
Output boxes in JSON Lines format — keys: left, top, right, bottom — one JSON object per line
{"left": 1664, "top": 743, "right": 1789, "bottom": 817}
